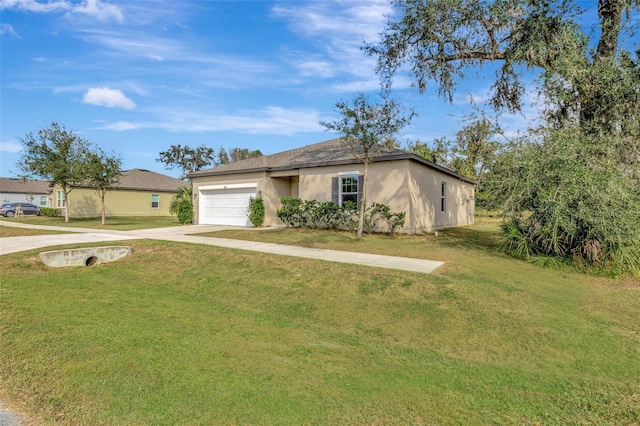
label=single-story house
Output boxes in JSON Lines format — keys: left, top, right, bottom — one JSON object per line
{"left": 188, "top": 139, "right": 476, "bottom": 233}
{"left": 53, "top": 169, "right": 186, "bottom": 217}
{"left": 0, "top": 177, "right": 52, "bottom": 207}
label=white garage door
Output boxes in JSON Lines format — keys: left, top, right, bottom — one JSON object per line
{"left": 200, "top": 186, "right": 256, "bottom": 226}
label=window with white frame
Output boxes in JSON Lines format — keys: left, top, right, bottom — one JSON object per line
{"left": 40, "top": 196, "right": 47, "bottom": 206}
{"left": 440, "top": 182, "right": 446, "bottom": 212}
{"left": 56, "top": 191, "right": 66, "bottom": 208}
{"left": 151, "top": 194, "right": 159, "bottom": 209}
{"left": 340, "top": 175, "right": 359, "bottom": 206}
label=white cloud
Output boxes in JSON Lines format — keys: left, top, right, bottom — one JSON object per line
{"left": 0, "top": 23, "right": 21, "bottom": 38}
{"left": 273, "top": 1, "right": 390, "bottom": 83}
{"left": 0, "top": 0, "right": 68, "bottom": 13}
{"left": 0, "top": 141, "right": 22, "bottom": 153}
{"left": 83, "top": 87, "right": 136, "bottom": 109}
{"left": 0, "top": 0, "right": 124, "bottom": 22}
{"left": 99, "top": 106, "right": 324, "bottom": 135}
{"left": 72, "top": 0, "right": 124, "bottom": 22}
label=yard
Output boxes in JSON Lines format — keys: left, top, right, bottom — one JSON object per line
{"left": 1, "top": 218, "right": 638, "bottom": 424}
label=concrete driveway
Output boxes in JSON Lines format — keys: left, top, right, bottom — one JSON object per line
{"left": 0, "top": 221, "right": 444, "bottom": 274}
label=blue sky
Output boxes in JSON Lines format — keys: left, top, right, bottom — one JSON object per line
{"left": 0, "top": 0, "right": 544, "bottom": 179}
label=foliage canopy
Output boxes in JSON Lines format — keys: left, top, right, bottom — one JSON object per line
{"left": 368, "top": 0, "right": 639, "bottom": 274}
{"left": 18, "top": 122, "right": 92, "bottom": 223}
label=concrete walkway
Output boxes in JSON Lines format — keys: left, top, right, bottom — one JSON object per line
{"left": 0, "top": 221, "right": 444, "bottom": 274}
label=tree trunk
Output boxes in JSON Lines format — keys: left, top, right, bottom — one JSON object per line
{"left": 579, "top": 0, "right": 627, "bottom": 129}
{"left": 595, "top": 0, "right": 625, "bottom": 64}
{"left": 100, "top": 190, "right": 106, "bottom": 226}
{"left": 63, "top": 187, "right": 70, "bottom": 223}
{"left": 357, "top": 161, "right": 369, "bottom": 239}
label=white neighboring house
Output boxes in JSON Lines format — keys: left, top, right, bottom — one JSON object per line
{"left": 0, "top": 178, "right": 52, "bottom": 207}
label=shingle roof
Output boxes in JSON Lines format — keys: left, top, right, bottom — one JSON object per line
{"left": 188, "top": 138, "right": 475, "bottom": 184}
{"left": 0, "top": 178, "right": 51, "bottom": 194}
{"left": 113, "top": 169, "right": 186, "bottom": 192}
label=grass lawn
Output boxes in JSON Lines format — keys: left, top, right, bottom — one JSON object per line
{"left": 0, "top": 227, "right": 71, "bottom": 238}
{"left": 0, "top": 215, "right": 182, "bottom": 231}
{"left": 1, "top": 222, "right": 639, "bottom": 424}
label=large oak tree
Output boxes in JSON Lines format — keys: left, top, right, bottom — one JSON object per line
{"left": 367, "top": 0, "right": 639, "bottom": 273}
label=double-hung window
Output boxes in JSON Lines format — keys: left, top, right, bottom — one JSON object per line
{"left": 56, "top": 191, "right": 66, "bottom": 208}
{"left": 340, "top": 175, "right": 359, "bottom": 206}
{"left": 440, "top": 182, "right": 446, "bottom": 212}
{"left": 151, "top": 194, "right": 159, "bottom": 209}
{"left": 40, "top": 196, "right": 47, "bottom": 206}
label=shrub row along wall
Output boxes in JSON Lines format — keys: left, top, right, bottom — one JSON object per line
{"left": 276, "top": 197, "right": 405, "bottom": 234}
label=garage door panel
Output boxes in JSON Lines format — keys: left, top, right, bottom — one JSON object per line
{"left": 200, "top": 187, "right": 256, "bottom": 226}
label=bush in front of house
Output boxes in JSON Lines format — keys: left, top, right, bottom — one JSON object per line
{"left": 248, "top": 196, "right": 265, "bottom": 227}
{"left": 276, "top": 197, "right": 404, "bottom": 234}
{"left": 39, "top": 208, "right": 61, "bottom": 217}
{"left": 363, "top": 202, "right": 406, "bottom": 235}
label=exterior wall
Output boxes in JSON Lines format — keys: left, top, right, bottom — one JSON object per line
{"left": 1, "top": 192, "right": 51, "bottom": 207}
{"left": 56, "top": 186, "right": 178, "bottom": 217}
{"left": 190, "top": 160, "right": 475, "bottom": 233}
{"left": 298, "top": 161, "right": 414, "bottom": 232}
{"left": 407, "top": 161, "right": 475, "bottom": 232}
{"left": 192, "top": 172, "right": 269, "bottom": 225}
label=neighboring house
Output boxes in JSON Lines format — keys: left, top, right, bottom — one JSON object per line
{"left": 53, "top": 169, "right": 185, "bottom": 218}
{"left": 0, "top": 177, "right": 52, "bottom": 207}
{"left": 188, "top": 139, "right": 476, "bottom": 233}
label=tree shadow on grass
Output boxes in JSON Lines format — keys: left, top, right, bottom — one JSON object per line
{"left": 436, "top": 226, "right": 501, "bottom": 253}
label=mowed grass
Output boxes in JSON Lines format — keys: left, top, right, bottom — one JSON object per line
{"left": 1, "top": 224, "right": 639, "bottom": 424}
{"left": 0, "top": 215, "right": 181, "bottom": 230}
{"left": 0, "top": 226, "right": 70, "bottom": 238}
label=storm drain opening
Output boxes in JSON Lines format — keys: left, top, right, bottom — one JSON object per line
{"left": 40, "top": 246, "right": 133, "bottom": 268}
{"left": 85, "top": 256, "right": 99, "bottom": 267}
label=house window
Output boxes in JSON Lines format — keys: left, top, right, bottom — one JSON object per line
{"left": 440, "top": 182, "right": 446, "bottom": 212}
{"left": 56, "top": 191, "right": 66, "bottom": 208}
{"left": 151, "top": 194, "right": 159, "bottom": 209}
{"left": 40, "top": 196, "right": 47, "bottom": 206}
{"left": 340, "top": 176, "right": 359, "bottom": 206}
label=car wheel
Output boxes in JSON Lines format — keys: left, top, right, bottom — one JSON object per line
{"left": 6, "top": 211, "right": 14, "bottom": 217}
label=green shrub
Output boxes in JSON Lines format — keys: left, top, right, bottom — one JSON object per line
{"left": 248, "top": 196, "right": 265, "bottom": 227}
{"left": 39, "top": 207, "right": 61, "bottom": 217}
{"left": 363, "top": 203, "right": 406, "bottom": 234}
{"left": 277, "top": 197, "right": 305, "bottom": 227}
{"left": 170, "top": 186, "right": 193, "bottom": 225}
{"left": 277, "top": 197, "right": 405, "bottom": 234}
{"left": 386, "top": 211, "right": 406, "bottom": 234}
{"left": 176, "top": 200, "right": 194, "bottom": 224}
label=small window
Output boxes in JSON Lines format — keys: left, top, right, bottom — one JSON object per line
{"left": 56, "top": 191, "right": 66, "bottom": 208}
{"left": 40, "top": 196, "right": 47, "bottom": 206}
{"left": 151, "top": 194, "right": 159, "bottom": 209}
{"left": 340, "top": 176, "right": 359, "bottom": 206}
{"left": 440, "top": 182, "right": 446, "bottom": 212}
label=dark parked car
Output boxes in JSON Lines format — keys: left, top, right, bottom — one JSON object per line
{"left": 0, "top": 202, "right": 41, "bottom": 217}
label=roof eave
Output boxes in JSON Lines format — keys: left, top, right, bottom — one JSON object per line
{"left": 188, "top": 152, "right": 476, "bottom": 185}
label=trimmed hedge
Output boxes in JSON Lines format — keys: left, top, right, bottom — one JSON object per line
{"left": 248, "top": 196, "right": 265, "bottom": 227}
{"left": 39, "top": 208, "right": 61, "bottom": 217}
{"left": 276, "top": 197, "right": 405, "bottom": 234}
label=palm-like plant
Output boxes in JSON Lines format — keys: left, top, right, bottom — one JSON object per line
{"left": 170, "top": 185, "right": 193, "bottom": 224}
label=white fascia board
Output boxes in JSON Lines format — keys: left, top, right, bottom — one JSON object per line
{"left": 199, "top": 183, "right": 258, "bottom": 191}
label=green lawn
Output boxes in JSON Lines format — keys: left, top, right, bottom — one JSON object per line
{"left": 1, "top": 222, "right": 639, "bottom": 424}
{"left": 0, "top": 226, "right": 70, "bottom": 238}
{"left": 0, "top": 215, "right": 181, "bottom": 230}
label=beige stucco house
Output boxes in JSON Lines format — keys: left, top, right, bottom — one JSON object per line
{"left": 188, "top": 139, "right": 475, "bottom": 233}
{"left": 53, "top": 169, "right": 185, "bottom": 218}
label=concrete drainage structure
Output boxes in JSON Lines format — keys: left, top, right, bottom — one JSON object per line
{"left": 40, "top": 246, "right": 133, "bottom": 268}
